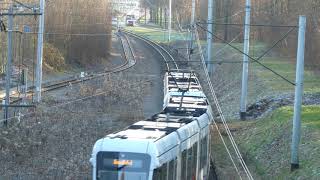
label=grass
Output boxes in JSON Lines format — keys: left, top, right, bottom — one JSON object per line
{"left": 125, "top": 26, "right": 189, "bottom": 43}
{"left": 126, "top": 25, "right": 320, "bottom": 178}
{"left": 204, "top": 39, "right": 320, "bottom": 93}
{"left": 251, "top": 57, "right": 320, "bottom": 93}
{"left": 234, "top": 106, "right": 320, "bottom": 178}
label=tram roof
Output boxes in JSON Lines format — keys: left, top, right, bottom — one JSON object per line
{"left": 168, "top": 91, "right": 206, "bottom": 97}
{"left": 106, "top": 113, "right": 195, "bottom": 141}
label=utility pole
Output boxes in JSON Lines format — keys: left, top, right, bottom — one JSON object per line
{"left": 188, "top": 0, "right": 196, "bottom": 62}
{"left": 1, "top": 1, "right": 42, "bottom": 125}
{"left": 240, "top": 0, "right": 251, "bottom": 120}
{"left": 224, "top": 0, "right": 231, "bottom": 41}
{"left": 291, "top": 15, "right": 306, "bottom": 171}
{"left": 145, "top": 8, "right": 147, "bottom": 25}
{"left": 21, "top": 68, "right": 28, "bottom": 105}
{"left": 35, "top": 0, "right": 45, "bottom": 102}
{"left": 4, "top": 6, "right": 14, "bottom": 125}
{"left": 207, "top": 0, "right": 214, "bottom": 74}
{"left": 168, "top": 0, "right": 172, "bottom": 42}
{"left": 191, "top": 0, "right": 196, "bottom": 25}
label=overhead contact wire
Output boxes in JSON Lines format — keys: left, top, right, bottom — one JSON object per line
{"left": 195, "top": 27, "right": 254, "bottom": 180}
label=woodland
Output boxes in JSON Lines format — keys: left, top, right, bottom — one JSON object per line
{"left": 141, "top": 0, "right": 320, "bottom": 70}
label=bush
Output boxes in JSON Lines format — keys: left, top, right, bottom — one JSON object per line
{"left": 43, "top": 43, "right": 66, "bottom": 71}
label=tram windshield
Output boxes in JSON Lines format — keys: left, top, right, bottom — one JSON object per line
{"left": 96, "top": 152, "right": 151, "bottom": 180}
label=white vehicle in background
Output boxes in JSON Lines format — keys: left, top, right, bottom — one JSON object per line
{"left": 112, "top": 17, "right": 122, "bottom": 29}
{"left": 126, "top": 15, "right": 136, "bottom": 26}
{"left": 112, "top": 17, "right": 118, "bottom": 26}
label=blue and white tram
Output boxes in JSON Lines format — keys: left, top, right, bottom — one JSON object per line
{"left": 164, "top": 70, "right": 202, "bottom": 97}
{"left": 90, "top": 70, "right": 213, "bottom": 180}
{"left": 90, "top": 110, "right": 212, "bottom": 180}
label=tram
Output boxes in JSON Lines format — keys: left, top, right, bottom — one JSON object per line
{"left": 90, "top": 70, "right": 213, "bottom": 180}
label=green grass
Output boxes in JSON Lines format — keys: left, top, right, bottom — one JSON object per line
{"left": 236, "top": 106, "right": 320, "bottom": 178}
{"left": 204, "top": 40, "right": 320, "bottom": 93}
{"left": 125, "top": 26, "right": 189, "bottom": 43}
{"left": 251, "top": 57, "right": 320, "bottom": 93}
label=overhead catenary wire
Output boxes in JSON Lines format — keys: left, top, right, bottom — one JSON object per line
{"left": 24, "top": 32, "right": 113, "bottom": 36}
{"left": 254, "top": 27, "right": 296, "bottom": 61}
{"left": 198, "top": 21, "right": 298, "bottom": 28}
{"left": 212, "top": 31, "right": 243, "bottom": 58}
{"left": 194, "top": 26, "right": 254, "bottom": 180}
{"left": 196, "top": 22, "right": 296, "bottom": 86}
{"left": 0, "top": 30, "right": 143, "bottom": 124}
{"left": 161, "top": 14, "right": 247, "bottom": 176}
{"left": 214, "top": 10, "right": 246, "bottom": 22}
{"left": 193, "top": 27, "right": 244, "bottom": 180}
{"left": 12, "top": 0, "right": 35, "bottom": 10}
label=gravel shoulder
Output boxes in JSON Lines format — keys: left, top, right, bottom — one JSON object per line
{"left": 0, "top": 32, "right": 165, "bottom": 179}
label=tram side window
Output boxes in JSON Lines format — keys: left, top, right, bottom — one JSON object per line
{"left": 192, "top": 143, "right": 197, "bottom": 176}
{"left": 181, "top": 150, "right": 187, "bottom": 180}
{"left": 152, "top": 169, "right": 160, "bottom": 180}
{"left": 187, "top": 143, "right": 198, "bottom": 180}
{"left": 160, "top": 164, "right": 168, "bottom": 180}
{"left": 168, "top": 158, "right": 176, "bottom": 180}
{"left": 152, "top": 164, "right": 167, "bottom": 180}
{"left": 200, "top": 136, "right": 208, "bottom": 169}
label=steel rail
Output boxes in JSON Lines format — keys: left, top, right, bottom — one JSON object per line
{"left": 1, "top": 32, "right": 137, "bottom": 104}
{"left": 122, "top": 29, "right": 179, "bottom": 71}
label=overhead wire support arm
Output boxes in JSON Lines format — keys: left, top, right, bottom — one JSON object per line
{"left": 255, "top": 27, "right": 296, "bottom": 61}
{"left": 12, "top": 0, "right": 35, "bottom": 10}
{"left": 193, "top": 27, "right": 253, "bottom": 180}
{"left": 0, "top": 104, "right": 36, "bottom": 108}
{"left": 0, "top": 12, "right": 42, "bottom": 16}
{"left": 198, "top": 21, "right": 299, "bottom": 28}
{"left": 196, "top": 23, "right": 296, "bottom": 86}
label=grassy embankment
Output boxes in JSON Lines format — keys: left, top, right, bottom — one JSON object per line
{"left": 195, "top": 39, "right": 320, "bottom": 178}
{"left": 214, "top": 43, "right": 320, "bottom": 178}
{"left": 234, "top": 106, "right": 320, "bottom": 179}
{"left": 125, "top": 26, "right": 188, "bottom": 43}
{"left": 235, "top": 56, "right": 320, "bottom": 178}
{"left": 126, "top": 25, "right": 320, "bottom": 178}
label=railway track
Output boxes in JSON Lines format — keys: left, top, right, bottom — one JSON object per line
{"left": 42, "top": 32, "right": 136, "bottom": 92}
{"left": 1, "top": 32, "right": 136, "bottom": 104}
{"left": 122, "top": 29, "right": 179, "bottom": 71}
{"left": 1, "top": 29, "right": 178, "bottom": 107}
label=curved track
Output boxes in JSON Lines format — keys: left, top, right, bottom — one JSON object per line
{"left": 2, "top": 32, "right": 136, "bottom": 104}
{"left": 2, "top": 30, "right": 179, "bottom": 105}
{"left": 123, "top": 30, "right": 179, "bottom": 71}
{"left": 42, "top": 32, "right": 136, "bottom": 92}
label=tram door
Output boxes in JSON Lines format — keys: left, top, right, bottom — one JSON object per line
{"left": 180, "top": 143, "right": 199, "bottom": 180}
{"left": 152, "top": 158, "right": 177, "bottom": 180}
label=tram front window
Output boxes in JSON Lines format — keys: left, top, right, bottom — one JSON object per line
{"left": 96, "top": 152, "right": 151, "bottom": 180}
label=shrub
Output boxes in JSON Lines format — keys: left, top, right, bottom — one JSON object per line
{"left": 43, "top": 43, "right": 66, "bottom": 71}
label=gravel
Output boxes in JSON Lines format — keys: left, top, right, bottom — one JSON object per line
{"left": 0, "top": 34, "right": 166, "bottom": 179}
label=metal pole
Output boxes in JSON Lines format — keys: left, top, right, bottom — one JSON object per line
{"left": 240, "top": 0, "right": 251, "bottom": 120}
{"left": 4, "top": 6, "right": 14, "bottom": 125}
{"left": 207, "top": 0, "right": 213, "bottom": 74}
{"left": 35, "top": 0, "right": 45, "bottom": 102}
{"left": 168, "top": 0, "right": 172, "bottom": 42}
{"left": 145, "top": 8, "right": 147, "bottom": 25}
{"left": 291, "top": 15, "right": 306, "bottom": 171}
{"left": 188, "top": 0, "right": 196, "bottom": 62}
{"left": 22, "top": 68, "right": 28, "bottom": 105}
{"left": 191, "top": 0, "right": 196, "bottom": 25}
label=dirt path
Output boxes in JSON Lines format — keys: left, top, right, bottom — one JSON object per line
{"left": 127, "top": 35, "right": 164, "bottom": 117}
